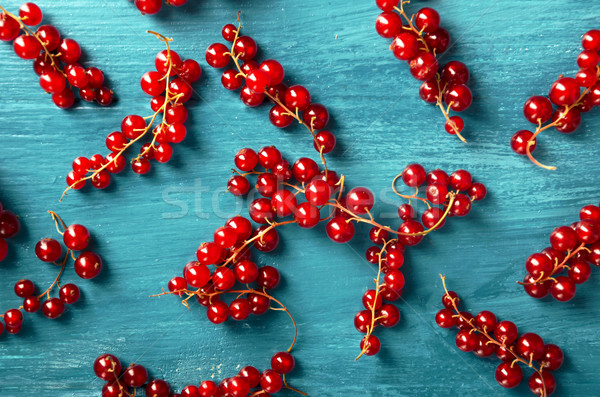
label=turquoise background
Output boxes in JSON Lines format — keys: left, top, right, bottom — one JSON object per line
{"left": 0, "top": 0, "right": 599, "bottom": 396}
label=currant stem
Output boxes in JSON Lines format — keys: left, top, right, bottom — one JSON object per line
{"left": 48, "top": 210, "right": 67, "bottom": 234}
{"left": 38, "top": 250, "right": 70, "bottom": 299}
{"left": 439, "top": 274, "right": 548, "bottom": 397}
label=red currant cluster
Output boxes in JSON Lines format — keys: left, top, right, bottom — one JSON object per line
{"left": 0, "top": 202, "right": 20, "bottom": 262}
{"left": 393, "top": 164, "right": 486, "bottom": 242}
{"left": 0, "top": 211, "right": 101, "bottom": 335}
{"left": 353, "top": 164, "right": 485, "bottom": 357}
{"left": 0, "top": 2, "right": 113, "bottom": 108}
{"left": 375, "top": 0, "right": 472, "bottom": 142}
{"left": 436, "top": 276, "right": 563, "bottom": 397}
{"left": 519, "top": 201, "right": 600, "bottom": 302}
{"left": 130, "top": 0, "right": 187, "bottom": 15}
{"left": 62, "top": 32, "right": 200, "bottom": 200}
{"left": 93, "top": 351, "right": 304, "bottom": 397}
{"left": 206, "top": 17, "right": 336, "bottom": 166}
{"left": 511, "top": 29, "right": 600, "bottom": 170}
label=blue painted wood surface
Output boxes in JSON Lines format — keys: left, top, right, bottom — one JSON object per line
{"left": 0, "top": 0, "right": 599, "bottom": 396}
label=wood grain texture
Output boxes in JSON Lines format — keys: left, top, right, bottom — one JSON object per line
{"left": 0, "top": 0, "right": 599, "bottom": 396}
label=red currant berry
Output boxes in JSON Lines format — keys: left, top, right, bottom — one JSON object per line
{"left": 409, "top": 52, "right": 438, "bottom": 81}
{"left": 14, "top": 279, "right": 35, "bottom": 298}
{"left": 326, "top": 216, "right": 355, "bottom": 243}
{"left": 377, "top": 303, "right": 400, "bottom": 327}
{"left": 59, "top": 283, "right": 80, "bottom": 304}
{"left": 440, "top": 61, "right": 470, "bottom": 85}
{"left": 516, "top": 332, "right": 545, "bottom": 361}
{"left": 444, "top": 84, "right": 472, "bottom": 112}
{"left": 582, "top": 29, "right": 600, "bottom": 52}
{"left": 63, "top": 224, "right": 90, "bottom": 251}
{"left": 548, "top": 77, "right": 580, "bottom": 106}
{"left": 495, "top": 362, "right": 523, "bottom": 389}
{"left": 375, "top": 11, "right": 402, "bottom": 38}
{"left": 207, "top": 301, "right": 229, "bottom": 324}
{"left": 233, "top": 36, "right": 257, "bottom": 61}
{"left": 13, "top": 34, "right": 41, "bottom": 59}
{"left": 146, "top": 379, "right": 171, "bottom": 397}
{"left": 495, "top": 320, "right": 519, "bottom": 345}
{"left": 42, "top": 297, "right": 65, "bottom": 319}
{"left": 205, "top": 43, "right": 231, "bottom": 68}
{"left": 402, "top": 163, "right": 426, "bottom": 187}
{"left": 260, "top": 370, "right": 282, "bottom": 394}
{"left": 541, "top": 344, "right": 564, "bottom": 371}
{"left": 35, "top": 238, "right": 62, "bottom": 262}
{"left": 74, "top": 251, "right": 102, "bottom": 279}
{"left": 294, "top": 202, "right": 321, "bottom": 229}
{"left": 435, "top": 308, "right": 457, "bottom": 328}
{"left": 58, "top": 38, "right": 81, "bottom": 64}
{"left": 391, "top": 32, "right": 419, "bottom": 61}
{"left": 550, "top": 276, "right": 576, "bottom": 301}
{"left": 528, "top": 371, "right": 556, "bottom": 396}
{"left": 292, "top": 157, "right": 319, "bottom": 183}
{"left": 398, "top": 220, "right": 424, "bottom": 246}
{"left": 284, "top": 85, "right": 311, "bottom": 111}
{"left": 415, "top": 7, "right": 440, "bottom": 33}
{"left": 302, "top": 103, "right": 329, "bottom": 130}
{"left": 360, "top": 335, "right": 381, "bottom": 356}
{"left": 94, "top": 354, "right": 121, "bottom": 381}
{"left": 271, "top": 351, "right": 295, "bottom": 374}
{"left": 179, "top": 59, "right": 202, "bottom": 83}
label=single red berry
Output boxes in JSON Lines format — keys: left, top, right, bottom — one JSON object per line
{"left": 550, "top": 276, "right": 576, "bottom": 301}
{"left": 435, "top": 308, "right": 457, "bottom": 328}
{"left": 259, "top": 59, "right": 285, "bottom": 86}
{"left": 377, "top": 303, "right": 400, "bottom": 327}
{"left": 582, "top": 29, "right": 600, "bottom": 52}
{"left": 391, "top": 32, "right": 419, "bottom": 61}
{"left": 233, "top": 36, "right": 257, "bottom": 61}
{"left": 528, "top": 371, "right": 556, "bottom": 396}
{"left": 13, "top": 279, "right": 35, "bottom": 298}
{"left": 207, "top": 301, "right": 229, "bottom": 324}
{"left": 74, "top": 251, "right": 102, "bottom": 279}
{"left": 35, "top": 238, "right": 62, "bottom": 262}
{"left": 548, "top": 77, "right": 580, "bottom": 106}
{"left": 414, "top": 7, "right": 440, "bottom": 33}
{"left": 146, "top": 379, "right": 171, "bottom": 397}
{"left": 94, "top": 354, "right": 121, "bottom": 381}
{"left": 402, "top": 163, "right": 426, "bottom": 187}
{"left": 206, "top": 43, "right": 231, "bottom": 68}
{"left": 63, "top": 224, "right": 90, "bottom": 251}
{"left": 42, "top": 297, "right": 65, "bottom": 319}
{"left": 302, "top": 103, "right": 329, "bottom": 130}
{"left": 292, "top": 157, "right": 319, "bottom": 182}
{"left": 58, "top": 38, "right": 81, "bottom": 64}
{"left": 424, "top": 27, "right": 450, "bottom": 53}
{"left": 375, "top": 11, "right": 402, "bottom": 38}
{"left": 222, "top": 24, "right": 237, "bottom": 41}
{"left": 440, "top": 61, "right": 469, "bottom": 85}
{"left": 495, "top": 321, "right": 519, "bottom": 345}
{"left": 409, "top": 52, "right": 438, "bottom": 81}
{"left": 13, "top": 34, "right": 41, "bottom": 59}
{"left": 516, "top": 333, "right": 545, "bottom": 361}
{"left": 284, "top": 85, "right": 311, "bottom": 111}
{"left": 495, "top": 362, "right": 523, "bottom": 388}
{"left": 541, "top": 344, "right": 564, "bottom": 371}
{"left": 360, "top": 335, "right": 381, "bottom": 356}
{"left": 346, "top": 187, "right": 374, "bottom": 214}
{"left": 123, "top": 364, "right": 148, "bottom": 388}
{"left": 326, "top": 216, "right": 355, "bottom": 243}
{"left": 59, "top": 283, "right": 80, "bottom": 304}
